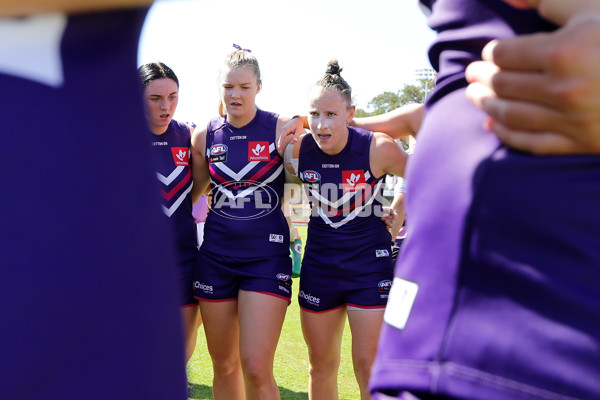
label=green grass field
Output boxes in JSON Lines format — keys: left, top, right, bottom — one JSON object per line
{"left": 187, "top": 224, "right": 361, "bottom": 399}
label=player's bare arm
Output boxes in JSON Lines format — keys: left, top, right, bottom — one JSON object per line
{"left": 190, "top": 125, "right": 211, "bottom": 203}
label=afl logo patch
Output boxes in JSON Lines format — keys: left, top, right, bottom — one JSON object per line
{"left": 276, "top": 273, "right": 291, "bottom": 282}
{"left": 302, "top": 170, "right": 321, "bottom": 183}
{"left": 378, "top": 279, "right": 393, "bottom": 292}
{"left": 209, "top": 144, "right": 227, "bottom": 163}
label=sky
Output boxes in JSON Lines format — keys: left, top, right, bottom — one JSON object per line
{"left": 138, "top": 0, "right": 436, "bottom": 125}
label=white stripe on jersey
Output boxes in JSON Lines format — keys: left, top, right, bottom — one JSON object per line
{"left": 210, "top": 164, "right": 283, "bottom": 199}
{"left": 208, "top": 143, "right": 278, "bottom": 182}
{"left": 162, "top": 184, "right": 192, "bottom": 218}
{"left": 156, "top": 166, "right": 186, "bottom": 186}
{"left": 315, "top": 179, "right": 384, "bottom": 229}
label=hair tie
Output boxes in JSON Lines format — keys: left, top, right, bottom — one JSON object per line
{"left": 232, "top": 43, "right": 251, "bottom": 53}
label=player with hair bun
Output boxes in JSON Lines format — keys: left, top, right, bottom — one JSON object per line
{"left": 284, "top": 59, "right": 415, "bottom": 400}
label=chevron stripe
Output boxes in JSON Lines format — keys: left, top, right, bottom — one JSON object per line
{"left": 156, "top": 166, "right": 186, "bottom": 186}
{"left": 162, "top": 184, "right": 192, "bottom": 218}
{"left": 305, "top": 171, "right": 372, "bottom": 209}
{"left": 327, "top": 180, "right": 377, "bottom": 217}
{"left": 207, "top": 143, "right": 278, "bottom": 181}
{"left": 247, "top": 153, "right": 282, "bottom": 183}
{"left": 160, "top": 169, "right": 192, "bottom": 202}
{"left": 312, "top": 179, "right": 384, "bottom": 229}
{"left": 210, "top": 164, "right": 283, "bottom": 200}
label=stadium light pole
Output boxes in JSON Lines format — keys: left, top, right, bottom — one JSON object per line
{"left": 415, "top": 68, "right": 435, "bottom": 102}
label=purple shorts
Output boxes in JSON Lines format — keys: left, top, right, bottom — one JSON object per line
{"left": 193, "top": 249, "right": 292, "bottom": 302}
{"left": 298, "top": 246, "right": 394, "bottom": 312}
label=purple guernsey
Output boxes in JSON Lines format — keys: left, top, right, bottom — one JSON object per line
{"left": 202, "top": 109, "right": 289, "bottom": 256}
{"left": 297, "top": 127, "right": 394, "bottom": 312}
{"left": 150, "top": 119, "right": 198, "bottom": 305}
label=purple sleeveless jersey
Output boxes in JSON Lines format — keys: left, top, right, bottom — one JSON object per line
{"left": 370, "top": 1, "right": 600, "bottom": 400}
{"left": 297, "top": 127, "right": 394, "bottom": 311}
{"left": 201, "top": 109, "right": 289, "bottom": 256}
{"left": 0, "top": 9, "right": 186, "bottom": 399}
{"left": 299, "top": 127, "right": 392, "bottom": 259}
{"left": 150, "top": 119, "right": 198, "bottom": 304}
{"left": 151, "top": 119, "right": 197, "bottom": 247}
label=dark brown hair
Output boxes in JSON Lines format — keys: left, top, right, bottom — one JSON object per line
{"left": 315, "top": 60, "right": 352, "bottom": 106}
{"left": 138, "top": 62, "right": 179, "bottom": 89}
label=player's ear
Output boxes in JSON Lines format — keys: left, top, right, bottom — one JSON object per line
{"left": 346, "top": 105, "right": 355, "bottom": 125}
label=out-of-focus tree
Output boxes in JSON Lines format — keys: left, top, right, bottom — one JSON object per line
{"left": 356, "top": 68, "right": 435, "bottom": 117}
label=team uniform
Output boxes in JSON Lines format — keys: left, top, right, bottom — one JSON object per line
{"left": 370, "top": 1, "right": 600, "bottom": 400}
{"left": 193, "top": 109, "right": 292, "bottom": 301}
{"left": 297, "top": 127, "right": 394, "bottom": 312}
{"left": 150, "top": 119, "right": 199, "bottom": 306}
{"left": 0, "top": 8, "right": 186, "bottom": 400}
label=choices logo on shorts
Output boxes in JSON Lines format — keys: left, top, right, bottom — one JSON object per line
{"left": 194, "top": 281, "right": 213, "bottom": 294}
{"left": 210, "top": 180, "right": 280, "bottom": 220}
{"left": 299, "top": 290, "right": 321, "bottom": 307}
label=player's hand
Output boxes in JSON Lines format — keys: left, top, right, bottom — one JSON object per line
{"left": 277, "top": 117, "right": 305, "bottom": 155}
{"left": 501, "top": 0, "right": 600, "bottom": 26}
{"left": 466, "top": 12, "right": 600, "bottom": 154}
{"left": 381, "top": 207, "right": 396, "bottom": 231}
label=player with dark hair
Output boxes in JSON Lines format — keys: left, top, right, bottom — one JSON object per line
{"left": 138, "top": 61, "right": 202, "bottom": 365}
